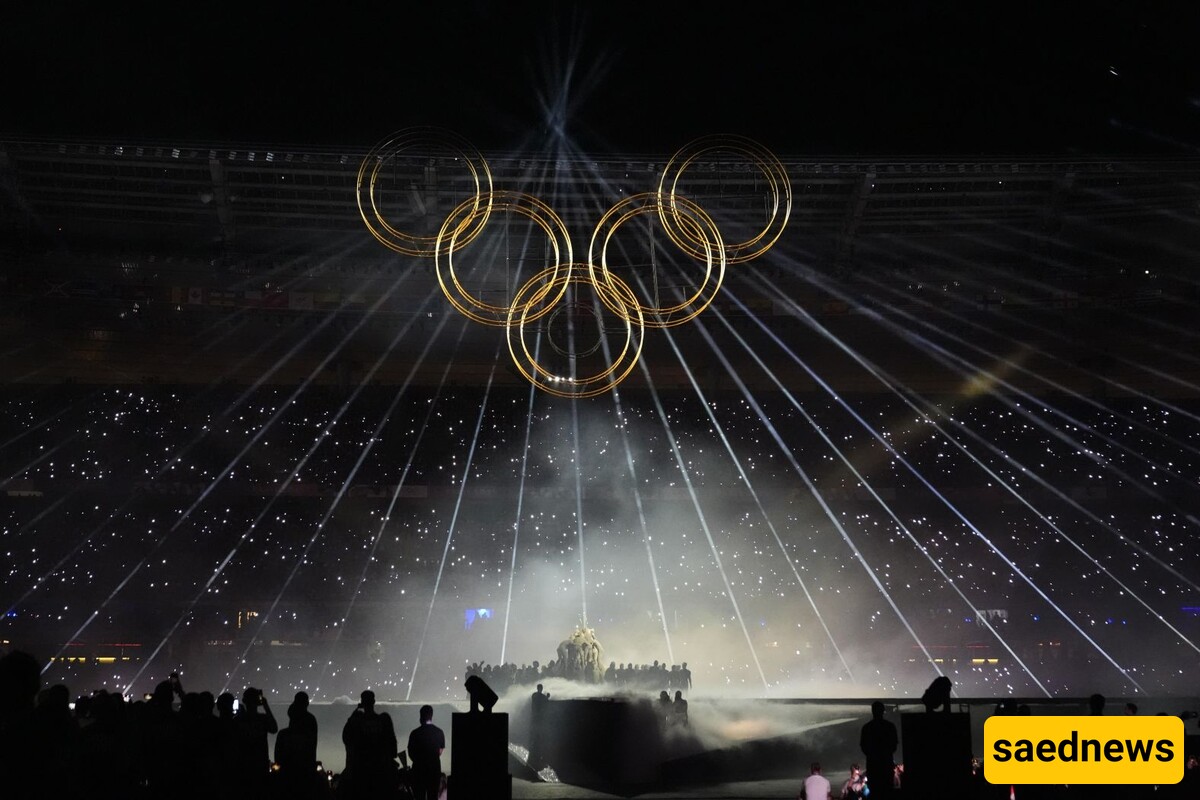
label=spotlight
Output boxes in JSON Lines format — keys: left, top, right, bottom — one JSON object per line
{"left": 464, "top": 674, "right": 498, "bottom": 713}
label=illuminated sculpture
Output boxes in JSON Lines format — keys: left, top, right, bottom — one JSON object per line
{"left": 356, "top": 129, "right": 792, "bottom": 397}
{"left": 555, "top": 626, "right": 604, "bottom": 683}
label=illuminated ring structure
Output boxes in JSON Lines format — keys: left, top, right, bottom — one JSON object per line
{"left": 435, "top": 191, "right": 574, "bottom": 326}
{"left": 506, "top": 265, "right": 644, "bottom": 399}
{"left": 657, "top": 134, "right": 792, "bottom": 265}
{"left": 356, "top": 128, "right": 493, "bottom": 257}
{"left": 588, "top": 193, "right": 725, "bottom": 329}
{"left": 356, "top": 129, "right": 790, "bottom": 395}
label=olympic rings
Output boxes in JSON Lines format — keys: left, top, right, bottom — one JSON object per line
{"left": 356, "top": 130, "right": 791, "bottom": 396}
{"left": 657, "top": 134, "right": 792, "bottom": 265}
{"left": 588, "top": 193, "right": 725, "bottom": 328}
{"left": 356, "top": 128, "right": 493, "bottom": 257}
{"left": 435, "top": 191, "right": 574, "bottom": 326}
{"left": 506, "top": 266, "right": 644, "bottom": 399}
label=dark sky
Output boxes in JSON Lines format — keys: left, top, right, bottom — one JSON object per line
{"left": 4, "top": 2, "right": 1200, "bottom": 155}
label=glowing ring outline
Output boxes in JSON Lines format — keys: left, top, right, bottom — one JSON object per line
{"left": 434, "top": 190, "right": 574, "bottom": 327}
{"left": 506, "top": 266, "right": 644, "bottom": 399}
{"left": 657, "top": 134, "right": 791, "bottom": 264}
{"left": 587, "top": 192, "right": 725, "bottom": 329}
{"left": 356, "top": 127, "right": 493, "bottom": 257}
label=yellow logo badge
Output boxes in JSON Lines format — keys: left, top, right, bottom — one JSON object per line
{"left": 984, "top": 716, "right": 1184, "bottom": 785}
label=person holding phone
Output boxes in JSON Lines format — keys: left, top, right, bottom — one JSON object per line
{"left": 231, "top": 687, "right": 278, "bottom": 796}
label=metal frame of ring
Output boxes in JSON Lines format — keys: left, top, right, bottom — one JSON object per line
{"left": 506, "top": 266, "right": 644, "bottom": 399}
{"left": 356, "top": 127, "right": 493, "bottom": 257}
{"left": 657, "top": 134, "right": 791, "bottom": 265}
{"left": 435, "top": 191, "right": 574, "bottom": 326}
{"left": 588, "top": 192, "right": 725, "bottom": 329}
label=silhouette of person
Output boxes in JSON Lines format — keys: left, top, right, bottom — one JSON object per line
{"left": 230, "top": 687, "right": 278, "bottom": 799}
{"left": 860, "top": 701, "right": 897, "bottom": 800}
{"left": 0, "top": 650, "right": 41, "bottom": 799}
{"left": 530, "top": 684, "right": 550, "bottom": 768}
{"left": 342, "top": 689, "right": 398, "bottom": 799}
{"left": 657, "top": 690, "right": 672, "bottom": 726}
{"left": 32, "top": 683, "right": 79, "bottom": 786}
{"left": 407, "top": 704, "right": 445, "bottom": 800}
{"left": 671, "top": 690, "right": 688, "bottom": 727}
{"left": 275, "top": 693, "right": 319, "bottom": 799}
{"left": 133, "top": 677, "right": 189, "bottom": 797}
{"left": 180, "top": 690, "right": 221, "bottom": 799}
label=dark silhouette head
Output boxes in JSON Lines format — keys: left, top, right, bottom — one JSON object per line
{"left": 420, "top": 704, "right": 434, "bottom": 724}
{"left": 811, "top": 762, "right": 822, "bottom": 774}
{"left": 1088, "top": 693, "right": 1106, "bottom": 715}
{"left": 293, "top": 691, "right": 309, "bottom": 709}
{"left": 871, "top": 700, "right": 886, "bottom": 719}
{"left": 152, "top": 679, "right": 175, "bottom": 708}
{"left": 217, "top": 691, "right": 235, "bottom": 718}
{"left": 39, "top": 683, "right": 70, "bottom": 713}
{"left": 360, "top": 690, "right": 375, "bottom": 711}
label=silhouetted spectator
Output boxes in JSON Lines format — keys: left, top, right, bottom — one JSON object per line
{"left": 24, "top": 681, "right": 78, "bottom": 796}
{"left": 180, "top": 690, "right": 221, "bottom": 799}
{"left": 407, "top": 704, "right": 445, "bottom": 800}
{"left": 77, "top": 689, "right": 136, "bottom": 796}
{"left": 1088, "top": 692, "right": 1106, "bottom": 715}
{"left": 140, "top": 678, "right": 186, "bottom": 798}
{"left": 860, "top": 701, "right": 898, "bottom": 800}
{"left": 230, "top": 687, "right": 277, "bottom": 798}
{"left": 275, "top": 693, "right": 320, "bottom": 799}
{"left": 0, "top": 651, "right": 42, "bottom": 800}
{"left": 342, "top": 689, "right": 398, "bottom": 799}
{"left": 530, "top": 683, "right": 550, "bottom": 768}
